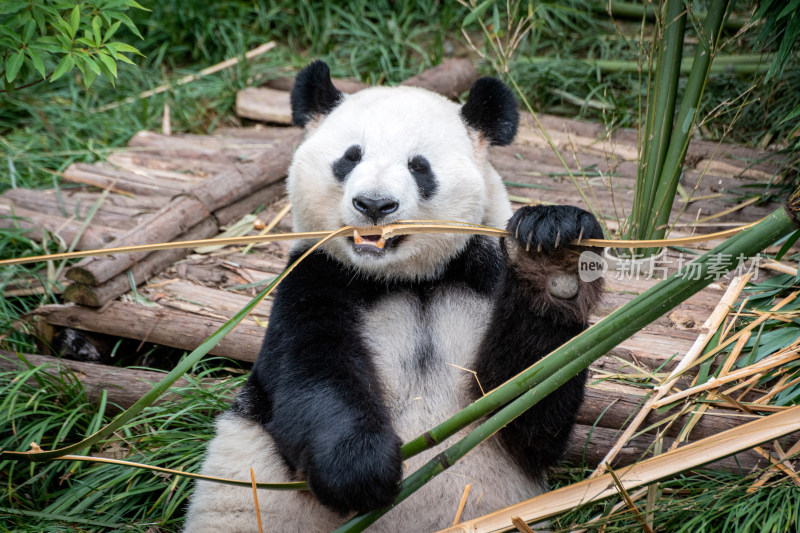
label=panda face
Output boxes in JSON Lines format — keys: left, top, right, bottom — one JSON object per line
{"left": 287, "top": 62, "right": 518, "bottom": 281}
{"left": 288, "top": 86, "right": 494, "bottom": 280}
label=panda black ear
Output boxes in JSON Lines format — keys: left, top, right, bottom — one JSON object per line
{"left": 291, "top": 61, "right": 344, "bottom": 127}
{"left": 460, "top": 77, "right": 519, "bottom": 146}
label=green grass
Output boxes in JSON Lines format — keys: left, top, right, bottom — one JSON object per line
{"left": 1, "top": 1, "right": 799, "bottom": 531}
{"left": 0, "top": 356, "right": 244, "bottom": 532}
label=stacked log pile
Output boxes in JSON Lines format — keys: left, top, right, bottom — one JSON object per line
{"left": 2, "top": 59, "right": 793, "bottom": 471}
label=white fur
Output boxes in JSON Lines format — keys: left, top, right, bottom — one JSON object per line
{"left": 186, "top": 287, "right": 544, "bottom": 532}
{"left": 186, "top": 84, "right": 536, "bottom": 531}
{"left": 287, "top": 86, "right": 511, "bottom": 281}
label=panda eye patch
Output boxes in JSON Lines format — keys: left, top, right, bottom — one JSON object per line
{"left": 408, "top": 155, "right": 437, "bottom": 200}
{"left": 344, "top": 145, "right": 362, "bottom": 162}
{"left": 407, "top": 155, "right": 430, "bottom": 174}
{"left": 332, "top": 144, "right": 363, "bottom": 182}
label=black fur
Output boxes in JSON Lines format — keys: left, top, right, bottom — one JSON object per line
{"left": 291, "top": 60, "right": 344, "bottom": 127}
{"left": 472, "top": 204, "right": 602, "bottom": 479}
{"left": 461, "top": 77, "right": 519, "bottom": 146}
{"left": 408, "top": 155, "right": 438, "bottom": 199}
{"left": 332, "top": 144, "right": 362, "bottom": 182}
{"left": 507, "top": 205, "right": 604, "bottom": 252}
{"left": 236, "top": 237, "right": 501, "bottom": 514}
{"left": 235, "top": 206, "right": 600, "bottom": 513}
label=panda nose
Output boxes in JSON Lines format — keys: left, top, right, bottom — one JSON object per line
{"left": 352, "top": 196, "right": 399, "bottom": 222}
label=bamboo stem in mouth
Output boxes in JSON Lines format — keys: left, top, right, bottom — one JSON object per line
{"left": 0, "top": 217, "right": 764, "bottom": 267}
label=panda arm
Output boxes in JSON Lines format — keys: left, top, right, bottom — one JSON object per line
{"left": 474, "top": 205, "right": 604, "bottom": 476}
{"left": 238, "top": 251, "right": 402, "bottom": 514}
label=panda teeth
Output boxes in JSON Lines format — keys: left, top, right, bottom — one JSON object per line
{"left": 353, "top": 230, "right": 387, "bottom": 249}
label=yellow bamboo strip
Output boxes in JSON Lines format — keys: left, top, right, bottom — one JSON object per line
{"left": 654, "top": 349, "right": 800, "bottom": 408}
{"left": 438, "top": 404, "right": 800, "bottom": 533}
{"left": 761, "top": 259, "right": 799, "bottom": 276}
{"left": 754, "top": 374, "right": 800, "bottom": 405}
{"left": 590, "top": 274, "right": 751, "bottom": 478}
{"left": 452, "top": 483, "right": 473, "bottom": 526}
{"left": 660, "top": 291, "right": 800, "bottom": 387}
{"left": 0, "top": 218, "right": 763, "bottom": 268}
{"left": 52, "top": 454, "right": 304, "bottom": 489}
{"left": 694, "top": 196, "right": 760, "bottom": 224}
{"left": 751, "top": 447, "right": 800, "bottom": 487}
{"left": 242, "top": 202, "right": 293, "bottom": 254}
{"left": 95, "top": 42, "right": 277, "bottom": 112}
{"left": 251, "top": 467, "right": 265, "bottom": 533}
{"left": 606, "top": 465, "right": 654, "bottom": 533}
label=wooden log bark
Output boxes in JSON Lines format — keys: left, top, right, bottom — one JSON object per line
{"left": 0, "top": 350, "right": 776, "bottom": 472}
{"left": 578, "top": 387, "right": 750, "bottom": 441}
{"left": 236, "top": 87, "right": 292, "bottom": 124}
{"left": 399, "top": 58, "right": 479, "bottom": 99}
{"left": 213, "top": 178, "right": 286, "bottom": 226}
{"left": 264, "top": 76, "right": 367, "bottom": 94}
{"left": 0, "top": 351, "right": 190, "bottom": 410}
{"left": 0, "top": 202, "right": 119, "bottom": 250}
{"left": 126, "top": 130, "right": 296, "bottom": 162}
{"left": 62, "top": 218, "right": 219, "bottom": 307}
{"left": 238, "top": 59, "right": 480, "bottom": 124}
{"left": 62, "top": 163, "right": 189, "bottom": 196}
{"left": 65, "top": 132, "right": 300, "bottom": 287}
{"left": 567, "top": 422, "right": 770, "bottom": 472}
{"left": 34, "top": 302, "right": 264, "bottom": 362}
{"left": 65, "top": 194, "right": 210, "bottom": 285}
{"left": 2, "top": 188, "right": 146, "bottom": 229}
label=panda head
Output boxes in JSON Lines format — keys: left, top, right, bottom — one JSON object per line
{"left": 287, "top": 60, "right": 518, "bottom": 281}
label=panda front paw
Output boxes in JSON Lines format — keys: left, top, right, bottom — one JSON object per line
{"left": 507, "top": 205, "right": 602, "bottom": 253}
{"left": 307, "top": 428, "right": 403, "bottom": 514}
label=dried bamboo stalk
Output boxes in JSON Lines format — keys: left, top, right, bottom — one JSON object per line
{"left": 437, "top": 404, "right": 800, "bottom": 533}
{"left": 96, "top": 42, "right": 276, "bottom": 112}
{"left": 591, "top": 274, "right": 751, "bottom": 477}
{"left": 653, "top": 347, "right": 800, "bottom": 407}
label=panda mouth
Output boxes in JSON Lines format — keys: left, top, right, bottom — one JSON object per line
{"left": 350, "top": 229, "right": 405, "bottom": 255}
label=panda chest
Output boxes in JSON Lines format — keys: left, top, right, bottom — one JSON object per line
{"left": 358, "top": 287, "right": 493, "bottom": 437}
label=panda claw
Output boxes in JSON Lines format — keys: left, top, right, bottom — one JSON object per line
{"left": 554, "top": 231, "right": 561, "bottom": 249}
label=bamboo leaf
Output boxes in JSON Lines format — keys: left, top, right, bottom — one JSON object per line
{"left": 49, "top": 54, "right": 75, "bottom": 82}
{"left": 4, "top": 50, "right": 25, "bottom": 83}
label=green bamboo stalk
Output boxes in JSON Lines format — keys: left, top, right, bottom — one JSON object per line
{"left": 336, "top": 199, "right": 800, "bottom": 532}
{"left": 632, "top": 0, "right": 686, "bottom": 245}
{"left": 521, "top": 55, "right": 771, "bottom": 75}
{"left": 647, "top": 0, "right": 734, "bottom": 243}
{"left": 588, "top": 0, "right": 748, "bottom": 30}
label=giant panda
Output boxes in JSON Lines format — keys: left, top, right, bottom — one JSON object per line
{"left": 184, "top": 61, "right": 604, "bottom": 532}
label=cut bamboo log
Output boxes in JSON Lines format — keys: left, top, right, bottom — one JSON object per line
{"left": 65, "top": 134, "right": 300, "bottom": 287}
{"left": 0, "top": 203, "right": 119, "bottom": 250}
{"left": 2, "top": 188, "right": 147, "bottom": 229}
{"left": 0, "top": 350, "right": 770, "bottom": 473}
{"left": 213, "top": 178, "right": 286, "bottom": 227}
{"left": 398, "top": 58, "right": 479, "bottom": 99}
{"left": 236, "top": 87, "right": 292, "bottom": 124}
{"left": 237, "top": 59, "right": 480, "bottom": 125}
{"left": 263, "top": 76, "right": 368, "bottom": 94}
{"left": 568, "top": 422, "right": 766, "bottom": 472}
{"left": 577, "top": 387, "right": 755, "bottom": 441}
{"left": 65, "top": 194, "right": 211, "bottom": 285}
{"left": 0, "top": 350, "right": 191, "bottom": 409}
{"left": 34, "top": 302, "right": 265, "bottom": 362}
{"left": 62, "top": 218, "right": 219, "bottom": 307}
{"left": 186, "top": 134, "right": 300, "bottom": 214}
{"left": 62, "top": 162, "right": 192, "bottom": 196}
